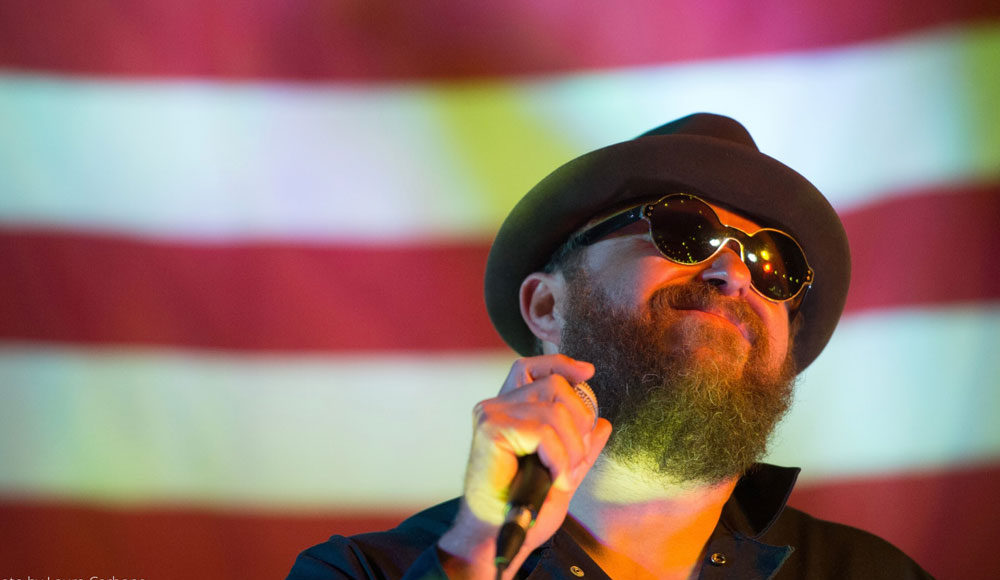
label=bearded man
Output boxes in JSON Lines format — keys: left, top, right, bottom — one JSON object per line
{"left": 288, "top": 113, "right": 933, "bottom": 579}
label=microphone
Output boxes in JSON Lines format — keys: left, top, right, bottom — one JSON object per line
{"left": 494, "top": 382, "right": 598, "bottom": 575}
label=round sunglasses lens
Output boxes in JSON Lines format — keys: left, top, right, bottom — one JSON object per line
{"left": 744, "top": 231, "right": 810, "bottom": 300}
{"left": 647, "top": 196, "right": 720, "bottom": 264}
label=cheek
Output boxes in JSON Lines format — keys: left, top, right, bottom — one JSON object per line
{"left": 603, "top": 264, "right": 680, "bottom": 311}
{"left": 587, "top": 250, "right": 695, "bottom": 309}
{"left": 579, "top": 247, "right": 637, "bottom": 305}
{"left": 761, "top": 308, "right": 791, "bottom": 365}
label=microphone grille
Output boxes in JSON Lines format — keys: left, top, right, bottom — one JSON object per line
{"left": 572, "top": 381, "right": 599, "bottom": 424}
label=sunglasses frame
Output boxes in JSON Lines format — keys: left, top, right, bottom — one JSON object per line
{"left": 571, "top": 193, "right": 814, "bottom": 303}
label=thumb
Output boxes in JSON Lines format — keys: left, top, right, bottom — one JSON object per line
{"left": 564, "top": 418, "right": 612, "bottom": 489}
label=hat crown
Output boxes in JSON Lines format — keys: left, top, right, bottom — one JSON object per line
{"left": 638, "top": 112, "right": 759, "bottom": 151}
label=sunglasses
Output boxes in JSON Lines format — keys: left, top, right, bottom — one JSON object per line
{"left": 573, "top": 193, "right": 814, "bottom": 302}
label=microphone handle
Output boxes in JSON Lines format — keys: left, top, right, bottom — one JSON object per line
{"left": 509, "top": 453, "right": 552, "bottom": 516}
{"left": 494, "top": 454, "right": 551, "bottom": 572}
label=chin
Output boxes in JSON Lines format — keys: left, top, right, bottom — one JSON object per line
{"left": 684, "top": 346, "right": 750, "bottom": 383}
{"left": 669, "top": 320, "right": 752, "bottom": 371}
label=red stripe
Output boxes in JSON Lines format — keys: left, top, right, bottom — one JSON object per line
{"left": 788, "top": 462, "right": 1000, "bottom": 580}
{"left": 1, "top": 462, "right": 996, "bottom": 579}
{"left": 0, "top": 498, "right": 409, "bottom": 580}
{"left": 1, "top": 183, "right": 997, "bottom": 352}
{"left": 0, "top": 236, "right": 500, "bottom": 351}
{"left": 840, "top": 183, "right": 1000, "bottom": 314}
{"left": 0, "top": 1, "right": 997, "bottom": 80}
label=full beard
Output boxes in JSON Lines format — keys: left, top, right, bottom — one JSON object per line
{"left": 559, "top": 272, "right": 797, "bottom": 485}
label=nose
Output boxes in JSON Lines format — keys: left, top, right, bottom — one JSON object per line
{"left": 700, "top": 243, "right": 752, "bottom": 298}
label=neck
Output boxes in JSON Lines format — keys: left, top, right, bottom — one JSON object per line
{"left": 567, "top": 455, "right": 738, "bottom": 580}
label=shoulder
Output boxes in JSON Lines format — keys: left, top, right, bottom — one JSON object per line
{"left": 287, "top": 499, "right": 460, "bottom": 580}
{"left": 765, "top": 505, "right": 935, "bottom": 579}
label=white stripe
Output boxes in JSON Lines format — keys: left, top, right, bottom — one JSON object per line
{"left": 537, "top": 26, "right": 1000, "bottom": 211}
{"left": 0, "top": 347, "right": 510, "bottom": 509}
{"left": 1, "top": 306, "right": 997, "bottom": 508}
{"left": 1, "top": 25, "right": 996, "bottom": 241}
{"left": 766, "top": 305, "right": 1000, "bottom": 481}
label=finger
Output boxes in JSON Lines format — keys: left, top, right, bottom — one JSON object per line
{"left": 505, "top": 375, "right": 597, "bottom": 433}
{"left": 499, "top": 355, "right": 594, "bottom": 395}
{"left": 553, "top": 380, "right": 599, "bottom": 430}
{"left": 589, "top": 418, "right": 613, "bottom": 461}
{"left": 479, "top": 396, "right": 590, "bottom": 483}
{"left": 533, "top": 424, "right": 571, "bottom": 490}
{"left": 489, "top": 399, "right": 586, "bottom": 464}
{"left": 545, "top": 401, "right": 587, "bottom": 472}
{"left": 569, "top": 418, "right": 613, "bottom": 485}
{"left": 525, "top": 353, "right": 595, "bottom": 383}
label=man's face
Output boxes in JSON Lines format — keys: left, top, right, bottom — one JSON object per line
{"left": 554, "top": 202, "right": 798, "bottom": 483}
{"left": 567, "top": 203, "right": 792, "bottom": 376}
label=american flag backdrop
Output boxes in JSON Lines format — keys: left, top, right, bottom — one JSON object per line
{"left": 1, "top": 2, "right": 999, "bottom": 579}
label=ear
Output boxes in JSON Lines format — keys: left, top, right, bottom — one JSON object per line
{"left": 519, "top": 271, "right": 566, "bottom": 348}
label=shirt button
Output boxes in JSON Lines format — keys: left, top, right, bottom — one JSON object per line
{"left": 569, "top": 565, "right": 585, "bottom": 577}
{"left": 710, "top": 552, "right": 728, "bottom": 566}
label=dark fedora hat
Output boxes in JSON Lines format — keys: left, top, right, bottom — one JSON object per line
{"left": 484, "top": 112, "right": 850, "bottom": 373}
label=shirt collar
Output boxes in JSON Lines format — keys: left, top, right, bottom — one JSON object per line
{"left": 722, "top": 462, "right": 801, "bottom": 538}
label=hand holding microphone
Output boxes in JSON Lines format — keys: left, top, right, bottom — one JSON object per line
{"left": 495, "top": 380, "right": 599, "bottom": 574}
{"left": 437, "top": 355, "right": 612, "bottom": 580}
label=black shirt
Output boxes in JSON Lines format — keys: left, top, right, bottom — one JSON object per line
{"left": 287, "top": 464, "right": 934, "bottom": 579}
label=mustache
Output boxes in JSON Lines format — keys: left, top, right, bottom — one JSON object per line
{"left": 648, "top": 283, "right": 766, "bottom": 343}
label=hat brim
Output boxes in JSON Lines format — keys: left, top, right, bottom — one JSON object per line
{"left": 484, "top": 133, "right": 851, "bottom": 372}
